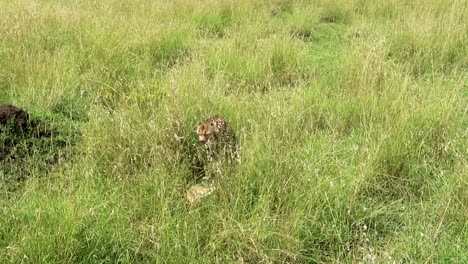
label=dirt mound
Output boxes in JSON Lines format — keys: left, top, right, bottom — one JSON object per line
{"left": 0, "top": 104, "right": 29, "bottom": 162}
{"left": 0, "top": 104, "right": 29, "bottom": 130}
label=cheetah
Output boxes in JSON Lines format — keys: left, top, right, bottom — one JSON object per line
{"left": 183, "top": 115, "right": 239, "bottom": 203}
{"left": 186, "top": 184, "right": 216, "bottom": 204}
{"left": 196, "top": 115, "right": 239, "bottom": 165}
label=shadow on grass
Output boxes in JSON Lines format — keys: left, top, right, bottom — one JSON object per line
{"left": 0, "top": 113, "right": 79, "bottom": 196}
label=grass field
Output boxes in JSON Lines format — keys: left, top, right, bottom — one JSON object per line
{"left": 0, "top": 0, "right": 467, "bottom": 262}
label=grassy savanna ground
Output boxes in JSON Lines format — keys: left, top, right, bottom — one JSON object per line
{"left": 0, "top": 0, "right": 467, "bottom": 262}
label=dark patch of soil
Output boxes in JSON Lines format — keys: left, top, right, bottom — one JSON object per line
{"left": 0, "top": 104, "right": 29, "bottom": 131}
{"left": 1, "top": 104, "right": 77, "bottom": 195}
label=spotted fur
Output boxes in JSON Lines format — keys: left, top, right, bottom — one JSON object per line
{"left": 196, "top": 115, "right": 239, "bottom": 165}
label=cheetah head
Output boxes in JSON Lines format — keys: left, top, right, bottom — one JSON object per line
{"left": 196, "top": 121, "right": 218, "bottom": 144}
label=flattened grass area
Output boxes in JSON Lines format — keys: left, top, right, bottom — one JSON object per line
{"left": 0, "top": 0, "right": 466, "bottom": 262}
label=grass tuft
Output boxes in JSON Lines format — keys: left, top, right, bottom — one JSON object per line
{"left": 195, "top": 7, "right": 233, "bottom": 38}
{"left": 319, "top": 1, "right": 352, "bottom": 24}
{"left": 148, "top": 31, "right": 191, "bottom": 68}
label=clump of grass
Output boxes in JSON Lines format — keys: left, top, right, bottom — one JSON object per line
{"left": 299, "top": 199, "right": 403, "bottom": 262}
{"left": 270, "top": 0, "right": 294, "bottom": 17}
{"left": 206, "top": 38, "right": 305, "bottom": 92}
{"left": 387, "top": 31, "right": 467, "bottom": 76}
{"left": 51, "top": 91, "right": 90, "bottom": 122}
{"left": 319, "top": 1, "right": 352, "bottom": 24}
{"left": 309, "top": 23, "right": 350, "bottom": 43}
{"left": 270, "top": 42, "right": 300, "bottom": 86}
{"left": 195, "top": 7, "right": 233, "bottom": 38}
{"left": 81, "top": 109, "right": 158, "bottom": 178}
{"left": 289, "top": 16, "right": 315, "bottom": 41}
{"left": 386, "top": 0, "right": 467, "bottom": 76}
{"left": 88, "top": 53, "right": 140, "bottom": 110}
{"left": 206, "top": 50, "right": 268, "bottom": 92}
{"left": 365, "top": 112, "right": 456, "bottom": 201}
{"left": 147, "top": 31, "right": 191, "bottom": 68}
{"left": 80, "top": 31, "right": 185, "bottom": 110}
{"left": 36, "top": 18, "right": 82, "bottom": 53}
{"left": 336, "top": 41, "right": 392, "bottom": 97}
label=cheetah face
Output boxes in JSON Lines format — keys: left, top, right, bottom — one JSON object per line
{"left": 196, "top": 122, "right": 217, "bottom": 144}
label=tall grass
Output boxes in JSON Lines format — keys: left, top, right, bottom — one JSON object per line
{"left": 0, "top": 0, "right": 466, "bottom": 262}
